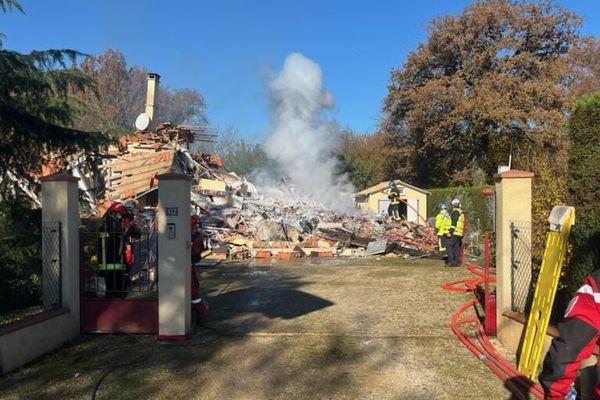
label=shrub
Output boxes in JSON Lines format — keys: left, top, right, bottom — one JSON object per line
{"left": 0, "top": 201, "right": 42, "bottom": 315}
{"left": 427, "top": 186, "right": 493, "bottom": 233}
{"left": 564, "top": 220, "right": 600, "bottom": 295}
{"left": 427, "top": 186, "right": 494, "bottom": 260}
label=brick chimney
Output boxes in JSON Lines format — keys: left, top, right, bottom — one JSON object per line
{"left": 145, "top": 72, "right": 161, "bottom": 122}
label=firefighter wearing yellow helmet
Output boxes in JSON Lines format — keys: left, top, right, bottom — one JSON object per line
{"left": 446, "top": 198, "right": 465, "bottom": 267}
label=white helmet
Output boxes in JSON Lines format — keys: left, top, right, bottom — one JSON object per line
{"left": 451, "top": 198, "right": 461, "bottom": 206}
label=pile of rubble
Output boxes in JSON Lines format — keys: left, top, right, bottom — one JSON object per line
{"left": 30, "top": 124, "right": 439, "bottom": 260}
{"left": 104, "top": 127, "right": 439, "bottom": 260}
{"left": 195, "top": 191, "right": 438, "bottom": 261}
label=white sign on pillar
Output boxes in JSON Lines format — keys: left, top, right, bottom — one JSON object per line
{"left": 157, "top": 173, "right": 191, "bottom": 341}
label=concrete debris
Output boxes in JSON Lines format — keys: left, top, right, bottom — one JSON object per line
{"left": 365, "top": 240, "right": 389, "bottom": 256}
{"left": 196, "top": 186, "right": 439, "bottom": 260}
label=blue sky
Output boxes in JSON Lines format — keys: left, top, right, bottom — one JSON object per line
{"left": 3, "top": 1, "right": 600, "bottom": 141}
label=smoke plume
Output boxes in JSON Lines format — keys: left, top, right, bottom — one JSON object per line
{"left": 262, "top": 52, "right": 354, "bottom": 211}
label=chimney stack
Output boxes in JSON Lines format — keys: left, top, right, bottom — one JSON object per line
{"left": 145, "top": 72, "right": 160, "bottom": 122}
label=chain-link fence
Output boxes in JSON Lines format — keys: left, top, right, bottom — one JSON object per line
{"left": 0, "top": 221, "right": 62, "bottom": 326}
{"left": 510, "top": 221, "right": 537, "bottom": 314}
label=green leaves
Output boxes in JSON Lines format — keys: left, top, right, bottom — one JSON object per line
{"left": 567, "top": 91, "right": 600, "bottom": 222}
{"left": 0, "top": 48, "right": 106, "bottom": 179}
{"left": 338, "top": 131, "right": 386, "bottom": 190}
{"left": 0, "top": 200, "right": 42, "bottom": 315}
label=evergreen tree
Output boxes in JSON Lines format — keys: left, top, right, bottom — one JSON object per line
{"left": 0, "top": 0, "right": 105, "bottom": 191}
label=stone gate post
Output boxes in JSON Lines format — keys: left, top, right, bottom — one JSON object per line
{"left": 494, "top": 170, "right": 534, "bottom": 345}
{"left": 157, "top": 173, "right": 191, "bottom": 340}
{"left": 40, "top": 172, "right": 80, "bottom": 338}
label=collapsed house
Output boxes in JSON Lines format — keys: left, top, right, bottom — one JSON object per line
{"left": 26, "top": 123, "right": 438, "bottom": 261}
{"left": 91, "top": 126, "right": 438, "bottom": 260}
{"left": 11, "top": 72, "right": 439, "bottom": 260}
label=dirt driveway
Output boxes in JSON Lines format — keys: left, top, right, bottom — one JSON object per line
{"left": 0, "top": 258, "right": 513, "bottom": 399}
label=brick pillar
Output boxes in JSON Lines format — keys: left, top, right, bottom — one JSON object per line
{"left": 40, "top": 173, "right": 80, "bottom": 338}
{"left": 494, "top": 170, "right": 534, "bottom": 345}
{"left": 157, "top": 173, "right": 191, "bottom": 341}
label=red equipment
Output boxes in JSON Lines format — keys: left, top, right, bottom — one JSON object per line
{"left": 483, "top": 232, "right": 496, "bottom": 336}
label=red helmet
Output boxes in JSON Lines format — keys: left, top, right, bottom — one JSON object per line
{"left": 108, "top": 202, "right": 127, "bottom": 216}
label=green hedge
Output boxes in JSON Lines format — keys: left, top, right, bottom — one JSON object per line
{"left": 564, "top": 221, "right": 600, "bottom": 295}
{"left": 564, "top": 92, "right": 600, "bottom": 297}
{"left": 427, "top": 186, "right": 494, "bottom": 234}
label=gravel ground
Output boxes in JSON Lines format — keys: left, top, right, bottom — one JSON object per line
{"left": 0, "top": 257, "right": 518, "bottom": 399}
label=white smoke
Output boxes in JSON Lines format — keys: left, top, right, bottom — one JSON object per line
{"left": 261, "top": 52, "right": 355, "bottom": 212}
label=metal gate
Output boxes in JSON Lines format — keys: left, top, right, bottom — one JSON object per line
{"left": 80, "top": 216, "right": 158, "bottom": 333}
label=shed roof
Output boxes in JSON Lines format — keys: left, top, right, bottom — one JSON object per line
{"left": 354, "top": 180, "right": 431, "bottom": 197}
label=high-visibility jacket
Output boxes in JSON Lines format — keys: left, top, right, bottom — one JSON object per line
{"left": 435, "top": 210, "right": 451, "bottom": 236}
{"left": 388, "top": 188, "right": 401, "bottom": 204}
{"left": 449, "top": 208, "right": 464, "bottom": 237}
{"left": 539, "top": 269, "right": 600, "bottom": 399}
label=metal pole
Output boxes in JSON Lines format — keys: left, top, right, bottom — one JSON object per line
{"left": 510, "top": 222, "right": 516, "bottom": 311}
{"left": 484, "top": 231, "right": 490, "bottom": 302}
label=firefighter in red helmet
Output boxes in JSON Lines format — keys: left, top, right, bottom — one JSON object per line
{"left": 99, "top": 201, "right": 141, "bottom": 295}
{"left": 190, "top": 214, "right": 208, "bottom": 320}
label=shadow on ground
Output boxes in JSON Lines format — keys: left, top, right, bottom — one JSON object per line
{"left": 0, "top": 263, "right": 397, "bottom": 400}
{"left": 0, "top": 259, "right": 514, "bottom": 400}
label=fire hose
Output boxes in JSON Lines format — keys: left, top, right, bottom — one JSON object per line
{"left": 443, "top": 259, "right": 545, "bottom": 399}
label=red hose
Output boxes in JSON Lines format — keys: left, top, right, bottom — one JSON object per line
{"left": 475, "top": 325, "right": 544, "bottom": 398}
{"left": 444, "top": 259, "right": 544, "bottom": 399}
{"left": 450, "top": 302, "right": 529, "bottom": 399}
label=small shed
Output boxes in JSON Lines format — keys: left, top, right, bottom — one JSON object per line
{"left": 354, "top": 180, "right": 430, "bottom": 225}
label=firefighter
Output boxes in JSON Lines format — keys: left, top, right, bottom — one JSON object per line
{"left": 434, "top": 203, "right": 451, "bottom": 262}
{"left": 190, "top": 214, "right": 208, "bottom": 321}
{"left": 539, "top": 269, "right": 600, "bottom": 399}
{"left": 99, "top": 201, "right": 141, "bottom": 294}
{"left": 388, "top": 181, "right": 401, "bottom": 221}
{"left": 445, "top": 198, "right": 464, "bottom": 267}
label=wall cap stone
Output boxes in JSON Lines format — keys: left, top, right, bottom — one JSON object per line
{"left": 40, "top": 172, "right": 79, "bottom": 182}
{"left": 494, "top": 170, "right": 534, "bottom": 181}
{"left": 157, "top": 172, "right": 191, "bottom": 181}
{"left": 0, "top": 308, "right": 69, "bottom": 336}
